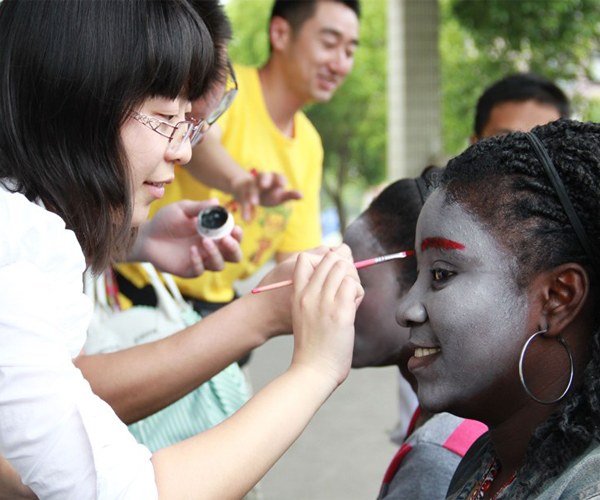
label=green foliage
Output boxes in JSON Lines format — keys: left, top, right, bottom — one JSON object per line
{"left": 452, "top": 0, "right": 600, "bottom": 79}
{"left": 441, "top": 0, "right": 600, "bottom": 156}
{"left": 224, "top": 0, "right": 271, "bottom": 66}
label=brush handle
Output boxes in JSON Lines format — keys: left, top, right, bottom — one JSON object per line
{"left": 251, "top": 250, "right": 414, "bottom": 294}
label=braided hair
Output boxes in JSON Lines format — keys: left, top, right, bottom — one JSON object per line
{"left": 440, "top": 119, "right": 600, "bottom": 492}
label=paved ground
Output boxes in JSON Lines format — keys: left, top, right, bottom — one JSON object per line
{"left": 238, "top": 266, "right": 401, "bottom": 500}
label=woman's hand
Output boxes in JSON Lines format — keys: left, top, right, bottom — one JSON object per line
{"left": 290, "top": 245, "right": 364, "bottom": 387}
{"left": 248, "top": 246, "right": 331, "bottom": 337}
{"left": 130, "top": 199, "right": 243, "bottom": 278}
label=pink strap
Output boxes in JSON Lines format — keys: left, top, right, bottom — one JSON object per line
{"left": 381, "top": 443, "right": 413, "bottom": 486}
{"left": 442, "top": 419, "right": 487, "bottom": 457}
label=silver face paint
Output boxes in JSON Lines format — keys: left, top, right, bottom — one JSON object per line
{"left": 396, "top": 188, "right": 530, "bottom": 419}
{"left": 344, "top": 217, "right": 410, "bottom": 368}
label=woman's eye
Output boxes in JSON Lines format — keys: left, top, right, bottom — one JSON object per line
{"left": 431, "top": 268, "right": 456, "bottom": 283}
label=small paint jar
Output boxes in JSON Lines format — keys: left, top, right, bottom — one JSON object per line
{"left": 197, "top": 206, "right": 234, "bottom": 239}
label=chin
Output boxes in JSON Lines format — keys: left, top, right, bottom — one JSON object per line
{"left": 131, "top": 205, "right": 151, "bottom": 227}
{"left": 416, "top": 385, "right": 455, "bottom": 415}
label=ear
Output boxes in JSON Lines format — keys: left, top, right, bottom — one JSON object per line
{"left": 269, "top": 16, "right": 292, "bottom": 53}
{"left": 537, "top": 263, "right": 590, "bottom": 337}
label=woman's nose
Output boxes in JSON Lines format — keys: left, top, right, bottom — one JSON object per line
{"left": 166, "top": 137, "right": 193, "bottom": 166}
{"left": 396, "top": 294, "right": 427, "bottom": 328}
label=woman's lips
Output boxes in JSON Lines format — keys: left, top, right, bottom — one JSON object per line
{"left": 407, "top": 346, "right": 441, "bottom": 372}
{"left": 144, "top": 181, "right": 165, "bottom": 199}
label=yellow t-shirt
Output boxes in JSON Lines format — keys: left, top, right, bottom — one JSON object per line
{"left": 118, "top": 65, "right": 323, "bottom": 303}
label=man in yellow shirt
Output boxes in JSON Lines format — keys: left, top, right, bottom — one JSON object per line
{"left": 146, "top": 0, "right": 361, "bottom": 317}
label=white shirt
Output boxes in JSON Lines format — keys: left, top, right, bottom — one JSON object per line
{"left": 0, "top": 185, "right": 158, "bottom": 499}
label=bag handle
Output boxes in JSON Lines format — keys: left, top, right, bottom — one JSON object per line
{"left": 140, "top": 263, "right": 190, "bottom": 323}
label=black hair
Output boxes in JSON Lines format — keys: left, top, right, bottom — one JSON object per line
{"left": 270, "top": 0, "right": 360, "bottom": 32}
{"left": 0, "top": 0, "right": 213, "bottom": 273}
{"left": 441, "top": 119, "right": 600, "bottom": 493}
{"left": 364, "top": 166, "right": 443, "bottom": 291}
{"left": 188, "top": 0, "right": 232, "bottom": 89}
{"left": 474, "top": 73, "right": 571, "bottom": 138}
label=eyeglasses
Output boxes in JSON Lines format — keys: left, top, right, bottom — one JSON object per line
{"left": 206, "top": 60, "right": 238, "bottom": 126}
{"left": 131, "top": 111, "right": 209, "bottom": 152}
{"left": 190, "top": 60, "right": 238, "bottom": 143}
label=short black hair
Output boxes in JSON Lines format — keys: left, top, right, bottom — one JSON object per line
{"left": 188, "top": 0, "right": 232, "bottom": 89}
{"left": 0, "top": 0, "right": 213, "bottom": 273}
{"left": 270, "top": 0, "right": 360, "bottom": 32}
{"left": 474, "top": 73, "right": 570, "bottom": 138}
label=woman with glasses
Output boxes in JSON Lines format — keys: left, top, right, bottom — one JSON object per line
{"left": 0, "top": 1, "right": 363, "bottom": 499}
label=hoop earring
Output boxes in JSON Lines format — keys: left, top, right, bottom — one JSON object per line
{"left": 518, "top": 328, "right": 574, "bottom": 405}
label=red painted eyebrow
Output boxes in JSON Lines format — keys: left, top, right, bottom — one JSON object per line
{"left": 421, "top": 237, "right": 466, "bottom": 252}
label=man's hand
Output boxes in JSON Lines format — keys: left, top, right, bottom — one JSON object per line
{"left": 231, "top": 171, "right": 303, "bottom": 221}
{"left": 130, "top": 199, "right": 243, "bottom": 278}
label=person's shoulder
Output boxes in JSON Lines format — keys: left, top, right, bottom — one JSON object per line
{"left": 294, "top": 111, "right": 323, "bottom": 146}
{"left": 539, "top": 441, "right": 600, "bottom": 499}
{"left": 409, "top": 413, "right": 487, "bottom": 454}
{"left": 446, "top": 431, "right": 493, "bottom": 498}
{"left": 231, "top": 64, "right": 259, "bottom": 94}
{"left": 0, "top": 183, "right": 84, "bottom": 270}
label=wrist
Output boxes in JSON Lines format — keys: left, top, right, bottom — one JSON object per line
{"left": 285, "top": 362, "right": 340, "bottom": 400}
{"left": 230, "top": 171, "right": 254, "bottom": 197}
{"left": 238, "top": 292, "right": 292, "bottom": 340}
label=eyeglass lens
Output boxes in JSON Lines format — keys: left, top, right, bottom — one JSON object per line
{"left": 168, "top": 120, "right": 208, "bottom": 152}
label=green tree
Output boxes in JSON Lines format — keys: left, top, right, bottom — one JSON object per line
{"left": 224, "top": 0, "right": 387, "bottom": 232}
{"left": 441, "top": 0, "right": 600, "bottom": 155}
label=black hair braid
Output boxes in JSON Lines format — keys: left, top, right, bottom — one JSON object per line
{"left": 441, "top": 119, "right": 600, "bottom": 493}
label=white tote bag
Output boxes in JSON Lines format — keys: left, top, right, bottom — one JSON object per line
{"left": 83, "top": 263, "right": 249, "bottom": 452}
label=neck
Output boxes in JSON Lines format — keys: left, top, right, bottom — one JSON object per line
{"left": 396, "top": 365, "right": 433, "bottom": 432}
{"left": 258, "top": 61, "right": 305, "bottom": 137}
{"left": 487, "top": 401, "right": 559, "bottom": 475}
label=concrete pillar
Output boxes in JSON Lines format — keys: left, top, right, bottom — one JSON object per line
{"left": 387, "top": 0, "right": 442, "bottom": 180}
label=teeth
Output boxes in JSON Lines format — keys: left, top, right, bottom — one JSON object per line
{"left": 146, "top": 182, "right": 164, "bottom": 187}
{"left": 414, "top": 347, "right": 441, "bottom": 358}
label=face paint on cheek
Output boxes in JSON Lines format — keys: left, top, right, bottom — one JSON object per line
{"left": 410, "top": 190, "right": 532, "bottom": 418}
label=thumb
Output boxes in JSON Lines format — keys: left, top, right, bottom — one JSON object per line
{"left": 178, "top": 198, "right": 219, "bottom": 217}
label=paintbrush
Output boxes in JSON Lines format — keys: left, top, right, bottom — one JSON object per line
{"left": 251, "top": 250, "right": 415, "bottom": 294}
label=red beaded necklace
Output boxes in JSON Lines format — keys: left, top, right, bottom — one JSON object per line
{"left": 467, "top": 458, "right": 517, "bottom": 500}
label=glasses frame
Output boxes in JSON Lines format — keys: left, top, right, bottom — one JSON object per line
{"left": 206, "top": 60, "right": 239, "bottom": 126}
{"left": 131, "top": 111, "right": 208, "bottom": 151}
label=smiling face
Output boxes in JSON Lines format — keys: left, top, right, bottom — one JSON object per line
{"left": 282, "top": 1, "right": 359, "bottom": 104}
{"left": 396, "top": 188, "right": 532, "bottom": 420}
{"left": 344, "top": 216, "right": 411, "bottom": 368}
{"left": 121, "top": 97, "right": 193, "bottom": 226}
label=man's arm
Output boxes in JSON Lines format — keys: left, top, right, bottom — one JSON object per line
{"left": 187, "top": 125, "right": 302, "bottom": 221}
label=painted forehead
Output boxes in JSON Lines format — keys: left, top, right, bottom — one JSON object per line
{"left": 416, "top": 188, "right": 509, "bottom": 263}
